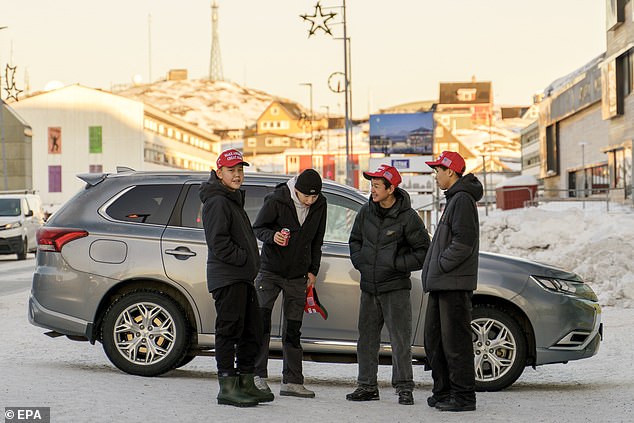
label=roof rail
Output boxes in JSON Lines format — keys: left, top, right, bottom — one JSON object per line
{"left": 116, "top": 166, "right": 136, "bottom": 173}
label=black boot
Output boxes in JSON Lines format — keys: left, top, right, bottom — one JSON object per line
{"left": 239, "top": 373, "right": 275, "bottom": 403}
{"left": 217, "top": 375, "right": 259, "bottom": 407}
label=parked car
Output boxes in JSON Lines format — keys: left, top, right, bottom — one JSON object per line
{"left": 0, "top": 191, "right": 44, "bottom": 260}
{"left": 29, "top": 170, "right": 602, "bottom": 391}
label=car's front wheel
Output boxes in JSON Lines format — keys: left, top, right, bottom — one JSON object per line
{"left": 472, "top": 305, "right": 527, "bottom": 391}
{"left": 101, "top": 290, "right": 190, "bottom": 376}
{"left": 16, "top": 237, "right": 27, "bottom": 260}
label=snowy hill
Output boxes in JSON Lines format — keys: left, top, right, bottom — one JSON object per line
{"left": 114, "top": 79, "right": 296, "bottom": 132}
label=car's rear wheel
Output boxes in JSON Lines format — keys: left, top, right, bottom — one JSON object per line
{"left": 472, "top": 305, "right": 527, "bottom": 392}
{"left": 101, "top": 290, "right": 190, "bottom": 376}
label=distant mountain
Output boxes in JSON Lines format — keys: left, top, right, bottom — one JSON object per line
{"left": 114, "top": 79, "right": 294, "bottom": 132}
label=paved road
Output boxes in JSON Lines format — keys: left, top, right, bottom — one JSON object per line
{"left": 0, "top": 254, "right": 35, "bottom": 296}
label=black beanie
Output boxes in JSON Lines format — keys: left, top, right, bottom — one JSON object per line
{"left": 295, "top": 169, "right": 322, "bottom": 195}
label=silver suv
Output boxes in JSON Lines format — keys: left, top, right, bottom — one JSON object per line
{"left": 29, "top": 169, "right": 602, "bottom": 391}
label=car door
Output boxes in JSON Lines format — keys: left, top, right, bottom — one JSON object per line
{"left": 161, "top": 182, "right": 282, "bottom": 340}
{"left": 300, "top": 190, "right": 425, "bottom": 346}
{"left": 300, "top": 191, "right": 364, "bottom": 342}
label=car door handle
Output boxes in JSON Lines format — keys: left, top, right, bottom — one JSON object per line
{"left": 165, "top": 247, "right": 197, "bottom": 258}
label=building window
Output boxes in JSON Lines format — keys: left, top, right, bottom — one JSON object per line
{"left": 48, "top": 166, "right": 62, "bottom": 193}
{"left": 48, "top": 127, "right": 62, "bottom": 154}
{"left": 247, "top": 138, "right": 257, "bottom": 147}
{"left": 456, "top": 88, "right": 477, "bottom": 102}
{"left": 271, "top": 107, "right": 279, "bottom": 115}
{"left": 545, "top": 124, "right": 559, "bottom": 175}
{"left": 89, "top": 126, "right": 103, "bottom": 153}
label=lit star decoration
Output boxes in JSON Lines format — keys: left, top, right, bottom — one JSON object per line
{"left": 300, "top": 1, "right": 336, "bottom": 37}
{"left": 4, "top": 64, "right": 23, "bottom": 101}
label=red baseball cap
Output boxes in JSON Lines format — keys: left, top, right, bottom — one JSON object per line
{"left": 363, "top": 164, "right": 402, "bottom": 187}
{"left": 425, "top": 151, "right": 466, "bottom": 175}
{"left": 216, "top": 149, "right": 249, "bottom": 169}
{"left": 305, "top": 285, "right": 328, "bottom": 320}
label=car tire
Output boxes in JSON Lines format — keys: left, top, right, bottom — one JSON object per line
{"left": 472, "top": 304, "right": 527, "bottom": 392}
{"left": 101, "top": 290, "right": 191, "bottom": 376}
{"left": 16, "top": 238, "right": 27, "bottom": 260}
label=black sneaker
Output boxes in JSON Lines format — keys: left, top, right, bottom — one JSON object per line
{"left": 346, "top": 387, "right": 380, "bottom": 401}
{"left": 435, "top": 399, "right": 476, "bottom": 412}
{"left": 398, "top": 391, "right": 414, "bottom": 405}
{"left": 427, "top": 394, "right": 450, "bottom": 407}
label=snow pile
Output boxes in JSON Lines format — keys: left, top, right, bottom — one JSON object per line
{"left": 480, "top": 203, "right": 634, "bottom": 307}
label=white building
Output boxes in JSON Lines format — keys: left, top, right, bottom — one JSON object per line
{"left": 11, "top": 84, "right": 220, "bottom": 211}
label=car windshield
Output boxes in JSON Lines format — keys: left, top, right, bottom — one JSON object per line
{"left": 0, "top": 199, "right": 21, "bottom": 216}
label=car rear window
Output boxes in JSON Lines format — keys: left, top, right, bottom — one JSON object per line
{"left": 106, "top": 185, "right": 181, "bottom": 225}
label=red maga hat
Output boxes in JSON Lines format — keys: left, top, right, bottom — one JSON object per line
{"left": 216, "top": 149, "right": 250, "bottom": 169}
{"left": 362, "top": 164, "right": 402, "bottom": 187}
{"left": 425, "top": 151, "right": 466, "bottom": 175}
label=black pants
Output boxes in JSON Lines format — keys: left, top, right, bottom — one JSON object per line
{"left": 424, "top": 290, "right": 476, "bottom": 404}
{"left": 254, "top": 271, "right": 307, "bottom": 384}
{"left": 212, "top": 282, "right": 262, "bottom": 376}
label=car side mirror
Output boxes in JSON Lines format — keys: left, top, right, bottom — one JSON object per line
{"left": 25, "top": 210, "right": 34, "bottom": 217}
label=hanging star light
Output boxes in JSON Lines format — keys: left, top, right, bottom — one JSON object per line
{"left": 4, "top": 64, "right": 23, "bottom": 101}
{"left": 300, "top": 1, "right": 337, "bottom": 37}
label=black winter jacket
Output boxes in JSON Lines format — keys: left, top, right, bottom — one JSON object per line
{"left": 349, "top": 188, "right": 430, "bottom": 295}
{"left": 253, "top": 183, "right": 327, "bottom": 279}
{"left": 422, "top": 173, "right": 483, "bottom": 292}
{"left": 199, "top": 172, "right": 260, "bottom": 292}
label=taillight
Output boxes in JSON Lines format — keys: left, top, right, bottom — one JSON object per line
{"left": 37, "top": 227, "right": 89, "bottom": 252}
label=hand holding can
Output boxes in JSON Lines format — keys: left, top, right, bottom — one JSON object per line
{"left": 280, "top": 228, "right": 290, "bottom": 246}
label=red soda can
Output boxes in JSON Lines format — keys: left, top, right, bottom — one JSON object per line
{"left": 280, "top": 228, "right": 290, "bottom": 246}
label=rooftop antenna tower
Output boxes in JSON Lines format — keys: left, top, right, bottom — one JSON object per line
{"left": 209, "top": 1, "right": 224, "bottom": 81}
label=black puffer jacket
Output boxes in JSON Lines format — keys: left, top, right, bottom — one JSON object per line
{"left": 199, "top": 172, "right": 260, "bottom": 292}
{"left": 349, "top": 188, "right": 430, "bottom": 295}
{"left": 253, "top": 183, "right": 327, "bottom": 279}
{"left": 422, "top": 173, "right": 483, "bottom": 292}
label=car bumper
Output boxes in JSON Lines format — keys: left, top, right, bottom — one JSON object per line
{"left": 0, "top": 234, "right": 23, "bottom": 254}
{"left": 28, "top": 294, "right": 92, "bottom": 339}
{"left": 533, "top": 299, "right": 602, "bottom": 365}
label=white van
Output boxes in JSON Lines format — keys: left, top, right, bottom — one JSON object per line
{"left": 0, "top": 191, "right": 44, "bottom": 260}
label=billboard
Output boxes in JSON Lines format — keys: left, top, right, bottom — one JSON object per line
{"left": 369, "top": 112, "right": 433, "bottom": 154}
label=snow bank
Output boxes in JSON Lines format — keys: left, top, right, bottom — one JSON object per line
{"left": 480, "top": 203, "right": 634, "bottom": 307}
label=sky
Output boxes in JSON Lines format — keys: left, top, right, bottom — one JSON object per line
{"left": 1, "top": 1, "right": 607, "bottom": 118}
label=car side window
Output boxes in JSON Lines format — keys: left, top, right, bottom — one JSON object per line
{"left": 180, "top": 184, "right": 270, "bottom": 229}
{"left": 106, "top": 185, "right": 180, "bottom": 225}
{"left": 321, "top": 192, "right": 361, "bottom": 243}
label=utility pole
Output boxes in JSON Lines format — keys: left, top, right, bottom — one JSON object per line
{"left": 300, "top": 82, "right": 314, "bottom": 168}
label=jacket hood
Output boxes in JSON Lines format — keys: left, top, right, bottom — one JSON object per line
{"left": 199, "top": 171, "right": 244, "bottom": 206}
{"left": 445, "top": 173, "right": 483, "bottom": 202}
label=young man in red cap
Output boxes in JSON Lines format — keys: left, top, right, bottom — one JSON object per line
{"left": 252, "top": 168, "right": 327, "bottom": 398}
{"left": 422, "top": 151, "right": 483, "bottom": 412}
{"left": 199, "top": 149, "right": 273, "bottom": 407}
{"left": 346, "top": 164, "right": 430, "bottom": 405}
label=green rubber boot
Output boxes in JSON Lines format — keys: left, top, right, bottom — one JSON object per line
{"left": 239, "top": 373, "right": 275, "bottom": 403}
{"left": 217, "top": 375, "right": 259, "bottom": 407}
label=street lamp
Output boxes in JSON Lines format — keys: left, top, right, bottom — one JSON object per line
{"left": 299, "top": 82, "right": 314, "bottom": 168}
{"left": 579, "top": 141, "right": 588, "bottom": 206}
{"left": 1, "top": 25, "right": 8, "bottom": 190}
{"left": 320, "top": 105, "right": 330, "bottom": 154}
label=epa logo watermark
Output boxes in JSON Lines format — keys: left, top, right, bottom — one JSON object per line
{"left": 4, "top": 407, "right": 50, "bottom": 423}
